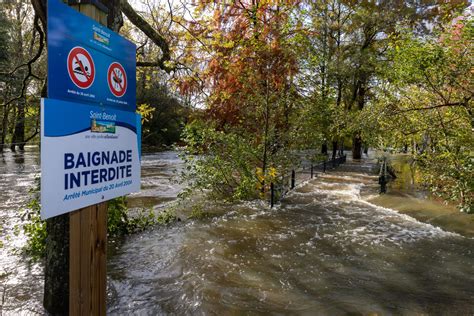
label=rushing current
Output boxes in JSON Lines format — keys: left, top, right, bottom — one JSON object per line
{"left": 1, "top": 148, "right": 473, "bottom": 315}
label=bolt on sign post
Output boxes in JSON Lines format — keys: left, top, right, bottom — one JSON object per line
{"left": 43, "top": 0, "right": 139, "bottom": 314}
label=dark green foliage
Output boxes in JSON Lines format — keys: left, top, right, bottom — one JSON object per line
{"left": 21, "top": 195, "right": 47, "bottom": 260}
{"left": 155, "top": 208, "right": 178, "bottom": 224}
{"left": 188, "top": 204, "right": 214, "bottom": 220}
{"left": 108, "top": 196, "right": 175, "bottom": 236}
{"left": 137, "top": 77, "right": 190, "bottom": 148}
{"left": 107, "top": 196, "right": 132, "bottom": 236}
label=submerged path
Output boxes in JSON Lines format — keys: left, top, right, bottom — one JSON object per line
{"left": 0, "top": 149, "right": 473, "bottom": 314}
{"left": 107, "top": 156, "right": 474, "bottom": 315}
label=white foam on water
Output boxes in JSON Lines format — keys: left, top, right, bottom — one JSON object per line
{"left": 282, "top": 172, "right": 462, "bottom": 246}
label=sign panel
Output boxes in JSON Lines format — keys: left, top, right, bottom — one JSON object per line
{"left": 47, "top": 0, "right": 136, "bottom": 111}
{"left": 67, "top": 46, "right": 95, "bottom": 89}
{"left": 40, "top": 98, "right": 141, "bottom": 219}
{"left": 108, "top": 62, "right": 127, "bottom": 97}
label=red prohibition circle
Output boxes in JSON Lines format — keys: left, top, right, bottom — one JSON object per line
{"left": 107, "top": 62, "right": 127, "bottom": 97}
{"left": 67, "top": 46, "right": 95, "bottom": 89}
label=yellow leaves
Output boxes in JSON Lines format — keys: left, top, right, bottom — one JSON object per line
{"left": 255, "top": 166, "right": 279, "bottom": 199}
{"left": 137, "top": 104, "right": 154, "bottom": 123}
{"left": 255, "top": 166, "right": 278, "bottom": 188}
{"left": 222, "top": 40, "right": 235, "bottom": 49}
{"left": 258, "top": 0, "right": 297, "bottom": 8}
{"left": 268, "top": 167, "right": 277, "bottom": 180}
{"left": 256, "top": 167, "right": 265, "bottom": 183}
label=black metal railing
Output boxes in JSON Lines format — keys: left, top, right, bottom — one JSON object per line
{"left": 269, "top": 154, "right": 347, "bottom": 207}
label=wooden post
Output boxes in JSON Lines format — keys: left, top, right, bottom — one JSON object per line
{"left": 67, "top": 2, "right": 108, "bottom": 315}
{"left": 70, "top": 203, "right": 107, "bottom": 315}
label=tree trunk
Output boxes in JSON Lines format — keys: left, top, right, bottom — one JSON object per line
{"left": 332, "top": 140, "right": 338, "bottom": 159}
{"left": 352, "top": 133, "right": 362, "bottom": 159}
{"left": 9, "top": 109, "right": 16, "bottom": 151}
{"left": 12, "top": 97, "right": 25, "bottom": 150}
{"left": 9, "top": 2, "right": 25, "bottom": 151}
{"left": 321, "top": 142, "right": 328, "bottom": 155}
{"left": 261, "top": 78, "right": 271, "bottom": 193}
{"left": 43, "top": 215, "right": 69, "bottom": 314}
{"left": 0, "top": 103, "right": 9, "bottom": 152}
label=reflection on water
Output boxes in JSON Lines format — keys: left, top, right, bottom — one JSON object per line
{"left": 1, "top": 149, "right": 473, "bottom": 314}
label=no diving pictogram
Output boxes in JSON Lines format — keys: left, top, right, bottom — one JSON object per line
{"left": 67, "top": 47, "right": 95, "bottom": 89}
{"left": 108, "top": 62, "right": 127, "bottom": 97}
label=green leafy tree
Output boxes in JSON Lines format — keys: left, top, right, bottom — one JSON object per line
{"left": 371, "top": 14, "right": 473, "bottom": 212}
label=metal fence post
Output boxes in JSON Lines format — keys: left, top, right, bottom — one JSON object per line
{"left": 270, "top": 182, "right": 274, "bottom": 208}
{"left": 310, "top": 164, "right": 313, "bottom": 179}
{"left": 379, "top": 175, "right": 386, "bottom": 193}
{"left": 291, "top": 170, "right": 295, "bottom": 189}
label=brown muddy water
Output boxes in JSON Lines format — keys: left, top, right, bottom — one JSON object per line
{"left": 1, "top": 148, "right": 473, "bottom": 315}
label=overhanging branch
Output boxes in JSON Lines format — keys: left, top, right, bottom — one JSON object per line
{"left": 1, "top": 16, "right": 45, "bottom": 108}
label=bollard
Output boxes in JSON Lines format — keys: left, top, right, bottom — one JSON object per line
{"left": 270, "top": 182, "right": 274, "bottom": 208}
{"left": 291, "top": 170, "right": 295, "bottom": 189}
{"left": 310, "top": 164, "right": 314, "bottom": 179}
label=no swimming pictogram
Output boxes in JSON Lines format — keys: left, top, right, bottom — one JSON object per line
{"left": 67, "top": 46, "right": 95, "bottom": 89}
{"left": 107, "top": 62, "right": 127, "bottom": 97}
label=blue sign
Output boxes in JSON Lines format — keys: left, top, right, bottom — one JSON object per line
{"left": 47, "top": 0, "right": 136, "bottom": 111}
{"left": 41, "top": 98, "right": 141, "bottom": 219}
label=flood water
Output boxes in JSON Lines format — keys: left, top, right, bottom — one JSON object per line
{"left": 1, "top": 148, "right": 474, "bottom": 315}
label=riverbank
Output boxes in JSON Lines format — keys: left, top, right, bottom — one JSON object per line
{"left": 367, "top": 154, "right": 474, "bottom": 238}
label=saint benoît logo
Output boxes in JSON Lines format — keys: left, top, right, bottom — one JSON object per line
{"left": 90, "top": 111, "right": 116, "bottom": 133}
{"left": 92, "top": 25, "right": 110, "bottom": 46}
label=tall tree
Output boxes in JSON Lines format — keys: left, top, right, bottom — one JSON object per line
{"left": 178, "top": 1, "right": 303, "bottom": 199}
{"left": 0, "top": 4, "right": 12, "bottom": 152}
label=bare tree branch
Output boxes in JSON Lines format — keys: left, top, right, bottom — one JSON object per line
{"left": 120, "top": 0, "right": 173, "bottom": 72}
{"left": 30, "top": 0, "right": 46, "bottom": 30}
{"left": 392, "top": 97, "right": 472, "bottom": 114}
{"left": 1, "top": 15, "right": 45, "bottom": 108}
